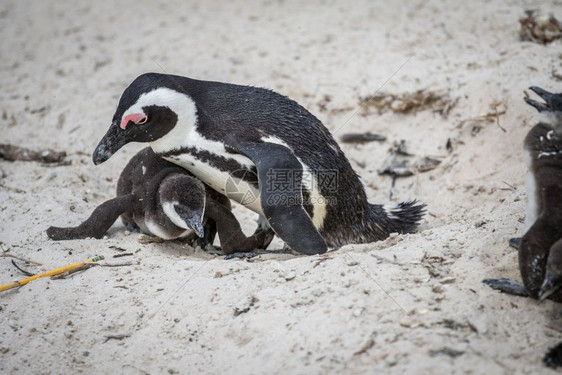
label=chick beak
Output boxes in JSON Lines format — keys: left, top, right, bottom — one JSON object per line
{"left": 538, "top": 274, "right": 560, "bottom": 303}
{"left": 185, "top": 214, "right": 205, "bottom": 238}
{"left": 525, "top": 86, "right": 555, "bottom": 113}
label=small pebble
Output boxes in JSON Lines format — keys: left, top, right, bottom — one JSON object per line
{"left": 386, "top": 358, "right": 398, "bottom": 367}
{"left": 312, "top": 289, "right": 323, "bottom": 297}
{"left": 440, "top": 277, "right": 456, "bottom": 284}
{"left": 432, "top": 285, "right": 444, "bottom": 293}
{"left": 284, "top": 272, "right": 296, "bottom": 281}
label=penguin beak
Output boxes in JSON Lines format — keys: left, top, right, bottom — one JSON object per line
{"left": 525, "top": 86, "right": 556, "bottom": 113}
{"left": 185, "top": 214, "right": 205, "bottom": 238}
{"left": 172, "top": 203, "right": 205, "bottom": 238}
{"left": 538, "top": 273, "right": 561, "bottom": 303}
{"left": 92, "top": 121, "right": 130, "bottom": 165}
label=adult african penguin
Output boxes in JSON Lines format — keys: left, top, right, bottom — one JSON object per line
{"left": 93, "top": 73, "right": 425, "bottom": 255}
{"left": 48, "top": 148, "right": 273, "bottom": 254}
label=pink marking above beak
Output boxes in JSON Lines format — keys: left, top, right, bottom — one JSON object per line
{"left": 120, "top": 113, "right": 147, "bottom": 129}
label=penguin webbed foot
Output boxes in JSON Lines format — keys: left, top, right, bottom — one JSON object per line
{"left": 224, "top": 249, "right": 294, "bottom": 260}
{"left": 195, "top": 236, "right": 210, "bottom": 249}
{"left": 204, "top": 245, "right": 224, "bottom": 256}
{"left": 508, "top": 237, "right": 522, "bottom": 250}
{"left": 253, "top": 216, "right": 275, "bottom": 249}
{"left": 252, "top": 228, "right": 275, "bottom": 250}
{"left": 544, "top": 341, "right": 562, "bottom": 369}
{"left": 125, "top": 222, "right": 140, "bottom": 232}
{"left": 482, "top": 278, "right": 530, "bottom": 297}
{"left": 220, "top": 228, "right": 276, "bottom": 255}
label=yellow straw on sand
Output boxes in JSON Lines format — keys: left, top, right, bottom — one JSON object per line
{"left": 0, "top": 255, "right": 104, "bottom": 293}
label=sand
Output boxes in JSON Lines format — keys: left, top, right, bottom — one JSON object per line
{"left": 1, "top": 0, "right": 562, "bottom": 373}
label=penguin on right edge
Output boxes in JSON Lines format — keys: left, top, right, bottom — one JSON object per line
{"left": 484, "top": 86, "right": 562, "bottom": 302}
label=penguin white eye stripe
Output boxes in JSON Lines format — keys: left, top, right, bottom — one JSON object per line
{"left": 120, "top": 113, "right": 148, "bottom": 129}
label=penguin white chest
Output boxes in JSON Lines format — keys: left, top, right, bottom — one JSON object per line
{"left": 523, "top": 149, "right": 539, "bottom": 233}
{"left": 150, "top": 120, "right": 264, "bottom": 213}
{"left": 164, "top": 153, "right": 264, "bottom": 215}
{"left": 134, "top": 215, "right": 194, "bottom": 240}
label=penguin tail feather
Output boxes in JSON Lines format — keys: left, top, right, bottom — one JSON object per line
{"left": 382, "top": 200, "right": 426, "bottom": 234}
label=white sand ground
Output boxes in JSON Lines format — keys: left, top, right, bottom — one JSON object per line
{"left": 1, "top": 0, "right": 562, "bottom": 373}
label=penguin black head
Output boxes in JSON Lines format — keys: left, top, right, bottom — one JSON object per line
{"left": 525, "top": 86, "right": 562, "bottom": 113}
{"left": 93, "top": 73, "right": 195, "bottom": 165}
{"left": 159, "top": 174, "right": 206, "bottom": 238}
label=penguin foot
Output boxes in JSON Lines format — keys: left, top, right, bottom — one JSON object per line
{"left": 204, "top": 244, "right": 221, "bottom": 254}
{"left": 544, "top": 341, "right": 562, "bottom": 369}
{"left": 508, "top": 237, "right": 522, "bottom": 249}
{"left": 126, "top": 223, "right": 140, "bottom": 232}
{"left": 224, "top": 249, "right": 293, "bottom": 260}
{"left": 254, "top": 229, "right": 275, "bottom": 250}
{"left": 196, "top": 236, "right": 211, "bottom": 249}
{"left": 482, "top": 278, "right": 529, "bottom": 297}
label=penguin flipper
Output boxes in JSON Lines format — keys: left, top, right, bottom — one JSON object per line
{"left": 224, "top": 249, "right": 293, "bottom": 260}
{"left": 47, "top": 194, "right": 135, "bottom": 240}
{"left": 482, "top": 278, "right": 530, "bottom": 297}
{"left": 232, "top": 141, "right": 327, "bottom": 255}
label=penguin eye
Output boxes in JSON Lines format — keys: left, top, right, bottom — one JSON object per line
{"left": 120, "top": 113, "right": 149, "bottom": 129}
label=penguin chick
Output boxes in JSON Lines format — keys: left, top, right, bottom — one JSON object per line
{"left": 91, "top": 73, "right": 425, "bottom": 255}
{"left": 47, "top": 148, "right": 274, "bottom": 254}
{"left": 523, "top": 86, "right": 562, "bottom": 232}
{"left": 484, "top": 86, "right": 562, "bottom": 302}
{"left": 520, "top": 86, "right": 562, "bottom": 301}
